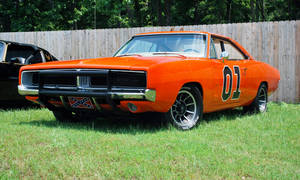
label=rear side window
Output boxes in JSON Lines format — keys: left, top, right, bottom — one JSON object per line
{"left": 211, "top": 37, "right": 247, "bottom": 60}
{"left": 43, "top": 51, "right": 54, "bottom": 62}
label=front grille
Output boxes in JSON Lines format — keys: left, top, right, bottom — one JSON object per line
{"left": 110, "top": 71, "right": 146, "bottom": 88}
{"left": 90, "top": 75, "right": 107, "bottom": 87}
{"left": 43, "top": 75, "right": 76, "bottom": 87}
{"left": 34, "top": 69, "right": 146, "bottom": 91}
{"left": 32, "top": 72, "right": 39, "bottom": 86}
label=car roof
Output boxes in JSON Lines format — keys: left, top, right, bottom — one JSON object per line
{"left": 135, "top": 31, "right": 210, "bottom": 36}
{"left": 134, "top": 31, "right": 231, "bottom": 40}
{"left": 0, "top": 40, "right": 41, "bottom": 51}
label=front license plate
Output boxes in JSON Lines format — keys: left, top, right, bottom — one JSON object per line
{"left": 68, "top": 97, "right": 94, "bottom": 109}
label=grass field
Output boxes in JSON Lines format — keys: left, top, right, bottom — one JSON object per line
{"left": 0, "top": 102, "right": 299, "bottom": 179}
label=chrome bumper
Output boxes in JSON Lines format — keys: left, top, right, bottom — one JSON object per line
{"left": 18, "top": 85, "right": 156, "bottom": 102}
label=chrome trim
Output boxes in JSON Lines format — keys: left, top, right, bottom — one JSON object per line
{"left": 18, "top": 85, "right": 156, "bottom": 102}
{"left": 43, "top": 85, "right": 77, "bottom": 90}
{"left": 18, "top": 85, "right": 39, "bottom": 95}
{"left": 145, "top": 89, "right": 156, "bottom": 102}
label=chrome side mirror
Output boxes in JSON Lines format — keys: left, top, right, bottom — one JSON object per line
{"left": 220, "top": 51, "right": 229, "bottom": 63}
{"left": 220, "top": 51, "right": 229, "bottom": 59}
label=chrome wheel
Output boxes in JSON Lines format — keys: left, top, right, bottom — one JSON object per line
{"left": 171, "top": 90, "right": 197, "bottom": 127}
{"left": 243, "top": 83, "right": 268, "bottom": 114}
{"left": 166, "top": 86, "right": 203, "bottom": 130}
{"left": 258, "top": 87, "right": 267, "bottom": 112}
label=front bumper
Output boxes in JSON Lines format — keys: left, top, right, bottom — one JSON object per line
{"left": 18, "top": 85, "right": 156, "bottom": 102}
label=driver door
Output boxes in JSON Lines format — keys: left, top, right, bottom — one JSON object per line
{"left": 209, "top": 36, "right": 250, "bottom": 109}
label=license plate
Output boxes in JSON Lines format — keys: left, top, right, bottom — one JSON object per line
{"left": 68, "top": 97, "right": 94, "bottom": 109}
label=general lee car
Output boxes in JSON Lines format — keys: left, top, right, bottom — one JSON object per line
{"left": 0, "top": 40, "right": 57, "bottom": 103}
{"left": 18, "top": 31, "right": 280, "bottom": 130}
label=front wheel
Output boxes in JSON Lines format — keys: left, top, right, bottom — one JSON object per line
{"left": 165, "top": 86, "right": 203, "bottom": 130}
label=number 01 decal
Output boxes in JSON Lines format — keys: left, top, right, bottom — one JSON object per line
{"left": 222, "top": 65, "right": 241, "bottom": 101}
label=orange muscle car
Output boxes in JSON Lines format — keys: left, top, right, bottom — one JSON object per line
{"left": 18, "top": 31, "right": 280, "bottom": 130}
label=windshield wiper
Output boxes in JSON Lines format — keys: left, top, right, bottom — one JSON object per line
{"left": 152, "top": 52, "right": 186, "bottom": 58}
{"left": 116, "top": 53, "right": 142, "bottom": 57}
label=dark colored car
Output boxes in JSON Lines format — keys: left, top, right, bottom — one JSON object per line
{"left": 0, "top": 40, "right": 57, "bottom": 102}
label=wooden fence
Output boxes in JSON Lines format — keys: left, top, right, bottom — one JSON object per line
{"left": 0, "top": 21, "right": 299, "bottom": 103}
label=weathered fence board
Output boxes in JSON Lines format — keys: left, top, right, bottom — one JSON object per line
{"left": 0, "top": 21, "right": 299, "bottom": 103}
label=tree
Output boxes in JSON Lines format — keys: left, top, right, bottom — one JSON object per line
{"left": 0, "top": 0, "right": 299, "bottom": 32}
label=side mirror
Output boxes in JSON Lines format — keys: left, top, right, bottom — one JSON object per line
{"left": 220, "top": 51, "right": 229, "bottom": 63}
{"left": 10, "top": 57, "right": 26, "bottom": 64}
{"left": 220, "top": 51, "right": 229, "bottom": 59}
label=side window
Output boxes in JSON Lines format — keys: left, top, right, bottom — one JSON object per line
{"left": 5, "top": 44, "right": 34, "bottom": 63}
{"left": 211, "top": 37, "right": 246, "bottom": 60}
{"left": 209, "top": 38, "right": 217, "bottom": 59}
{"left": 27, "top": 51, "right": 43, "bottom": 64}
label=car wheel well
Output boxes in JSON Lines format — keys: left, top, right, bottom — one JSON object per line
{"left": 182, "top": 82, "right": 203, "bottom": 97}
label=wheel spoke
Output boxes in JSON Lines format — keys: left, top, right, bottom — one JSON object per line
{"left": 186, "top": 110, "right": 194, "bottom": 114}
{"left": 183, "top": 95, "right": 191, "bottom": 102}
{"left": 186, "top": 103, "right": 194, "bottom": 106}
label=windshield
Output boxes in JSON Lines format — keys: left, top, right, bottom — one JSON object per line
{"left": 0, "top": 42, "right": 5, "bottom": 62}
{"left": 114, "top": 34, "right": 207, "bottom": 57}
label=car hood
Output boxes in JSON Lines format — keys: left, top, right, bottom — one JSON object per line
{"left": 21, "top": 56, "right": 191, "bottom": 71}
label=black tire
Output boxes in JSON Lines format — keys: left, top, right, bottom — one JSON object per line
{"left": 165, "top": 86, "right": 203, "bottom": 130}
{"left": 52, "top": 110, "right": 92, "bottom": 123}
{"left": 243, "top": 83, "right": 268, "bottom": 113}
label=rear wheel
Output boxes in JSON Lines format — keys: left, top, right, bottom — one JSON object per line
{"left": 244, "top": 83, "right": 268, "bottom": 113}
{"left": 165, "top": 86, "right": 203, "bottom": 130}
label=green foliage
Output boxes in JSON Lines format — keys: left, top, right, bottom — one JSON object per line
{"left": 0, "top": 0, "right": 299, "bottom": 32}
{"left": 0, "top": 103, "right": 299, "bottom": 178}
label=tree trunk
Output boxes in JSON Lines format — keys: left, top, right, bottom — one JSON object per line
{"left": 250, "top": 0, "right": 255, "bottom": 22}
{"left": 134, "top": 0, "right": 142, "bottom": 26}
{"left": 288, "top": 0, "right": 291, "bottom": 20}
{"left": 157, "top": 0, "right": 163, "bottom": 26}
{"left": 194, "top": 0, "right": 200, "bottom": 24}
{"left": 164, "top": 0, "right": 172, "bottom": 25}
{"left": 255, "top": 0, "right": 259, "bottom": 21}
{"left": 226, "top": 0, "right": 232, "bottom": 23}
{"left": 260, "top": 0, "right": 265, "bottom": 21}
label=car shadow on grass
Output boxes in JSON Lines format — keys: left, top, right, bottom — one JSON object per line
{"left": 20, "top": 113, "right": 170, "bottom": 134}
{"left": 203, "top": 108, "right": 245, "bottom": 123}
{"left": 0, "top": 101, "right": 40, "bottom": 110}
{"left": 19, "top": 109, "right": 245, "bottom": 134}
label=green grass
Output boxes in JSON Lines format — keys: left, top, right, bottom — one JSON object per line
{"left": 0, "top": 103, "right": 299, "bottom": 179}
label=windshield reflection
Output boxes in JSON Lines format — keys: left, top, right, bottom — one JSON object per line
{"left": 114, "top": 34, "right": 207, "bottom": 58}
